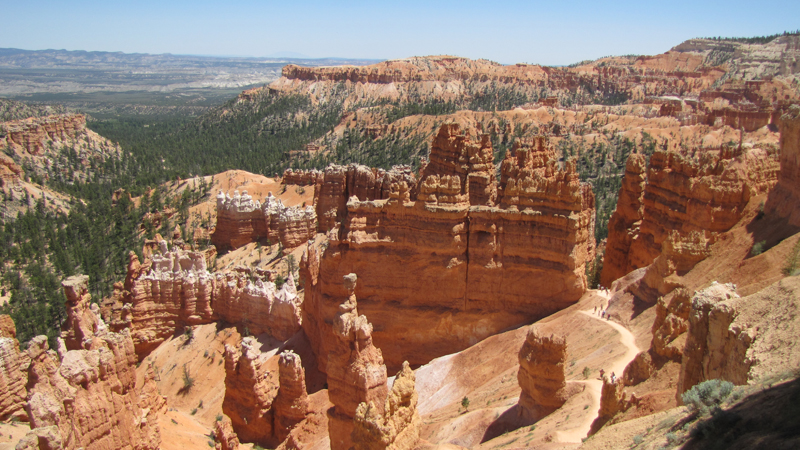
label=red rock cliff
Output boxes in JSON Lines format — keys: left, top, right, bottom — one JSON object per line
{"left": 766, "top": 104, "right": 800, "bottom": 226}
{"left": 302, "top": 124, "right": 595, "bottom": 371}
{"left": 601, "top": 144, "right": 780, "bottom": 285}
{"left": 0, "top": 315, "right": 28, "bottom": 421}
{"left": 0, "top": 114, "right": 86, "bottom": 156}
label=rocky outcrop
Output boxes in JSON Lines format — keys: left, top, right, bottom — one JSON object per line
{"left": 214, "top": 416, "right": 241, "bottom": 450}
{"left": 0, "top": 114, "right": 86, "bottom": 156}
{"left": 211, "top": 190, "right": 317, "bottom": 252}
{"left": 302, "top": 124, "right": 595, "bottom": 371}
{"left": 223, "top": 337, "right": 279, "bottom": 447}
{"left": 352, "top": 361, "right": 421, "bottom": 450}
{"left": 282, "top": 168, "right": 323, "bottom": 186}
{"left": 589, "top": 378, "right": 631, "bottom": 434}
{"left": 601, "top": 143, "right": 780, "bottom": 285}
{"left": 101, "top": 240, "right": 302, "bottom": 358}
{"left": 314, "top": 163, "right": 416, "bottom": 233}
{"left": 327, "top": 274, "right": 389, "bottom": 450}
{"left": 274, "top": 350, "right": 310, "bottom": 442}
{"left": 651, "top": 288, "right": 692, "bottom": 361}
{"left": 676, "top": 283, "right": 745, "bottom": 401}
{"left": 0, "top": 315, "right": 28, "bottom": 421}
{"left": 766, "top": 104, "right": 800, "bottom": 226}
{"left": 22, "top": 276, "right": 162, "bottom": 450}
{"left": 516, "top": 327, "right": 568, "bottom": 423}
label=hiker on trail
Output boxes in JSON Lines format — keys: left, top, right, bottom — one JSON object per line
{"left": 594, "top": 306, "right": 597, "bottom": 314}
{"left": 610, "top": 372, "right": 616, "bottom": 383}
{"left": 601, "top": 310, "right": 606, "bottom": 318}
{"left": 599, "top": 368, "right": 605, "bottom": 379}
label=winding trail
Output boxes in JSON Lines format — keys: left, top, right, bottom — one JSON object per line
{"left": 555, "top": 291, "right": 640, "bottom": 443}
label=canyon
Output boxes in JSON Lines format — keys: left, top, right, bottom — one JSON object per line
{"left": 2, "top": 34, "right": 800, "bottom": 450}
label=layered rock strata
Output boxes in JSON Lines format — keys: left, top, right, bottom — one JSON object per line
{"left": 516, "top": 327, "right": 568, "bottom": 422}
{"left": 22, "top": 275, "right": 162, "bottom": 450}
{"left": 352, "top": 361, "right": 421, "bottom": 450}
{"left": 327, "top": 274, "right": 389, "bottom": 450}
{"left": 303, "top": 124, "right": 595, "bottom": 371}
{"left": 0, "top": 315, "right": 28, "bottom": 421}
{"left": 766, "top": 104, "right": 800, "bottom": 226}
{"left": 211, "top": 190, "right": 317, "bottom": 252}
{"left": 601, "top": 143, "right": 780, "bottom": 286}
{"left": 223, "top": 337, "right": 279, "bottom": 447}
{"left": 313, "top": 163, "right": 416, "bottom": 233}
{"left": 282, "top": 168, "right": 323, "bottom": 186}
{"left": 214, "top": 416, "right": 241, "bottom": 450}
{"left": 101, "top": 240, "right": 302, "bottom": 358}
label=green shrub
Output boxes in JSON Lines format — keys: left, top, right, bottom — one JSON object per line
{"left": 461, "top": 396, "right": 470, "bottom": 411}
{"left": 632, "top": 434, "right": 643, "bottom": 445}
{"left": 582, "top": 366, "right": 592, "bottom": 379}
{"left": 751, "top": 240, "right": 767, "bottom": 256}
{"left": 681, "top": 379, "right": 734, "bottom": 415}
{"left": 182, "top": 365, "right": 195, "bottom": 391}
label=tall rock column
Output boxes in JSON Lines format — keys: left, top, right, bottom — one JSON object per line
{"left": 766, "top": 104, "right": 800, "bottom": 226}
{"left": 327, "top": 273, "right": 389, "bottom": 450}
{"left": 274, "top": 350, "right": 310, "bottom": 442}
{"left": 517, "top": 327, "right": 568, "bottom": 423}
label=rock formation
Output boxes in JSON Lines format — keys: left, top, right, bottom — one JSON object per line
{"left": 101, "top": 240, "right": 302, "bottom": 358}
{"left": 214, "top": 416, "right": 241, "bottom": 450}
{"left": 313, "top": 163, "right": 415, "bottom": 233}
{"left": 212, "top": 190, "right": 317, "bottom": 252}
{"left": 22, "top": 275, "right": 162, "bottom": 450}
{"left": 589, "top": 378, "right": 631, "bottom": 434}
{"left": 601, "top": 142, "right": 780, "bottom": 286}
{"left": 303, "top": 124, "right": 595, "bottom": 371}
{"left": 273, "top": 350, "right": 310, "bottom": 442}
{"left": 0, "top": 315, "right": 28, "bottom": 421}
{"left": 282, "top": 168, "right": 323, "bottom": 186}
{"left": 516, "top": 327, "right": 568, "bottom": 423}
{"left": 676, "top": 282, "right": 744, "bottom": 401}
{"left": 0, "top": 114, "right": 86, "bottom": 156}
{"left": 352, "top": 361, "right": 421, "bottom": 450}
{"left": 326, "top": 274, "right": 389, "bottom": 450}
{"left": 765, "top": 104, "right": 800, "bottom": 226}
{"left": 222, "top": 337, "right": 279, "bottom": 447}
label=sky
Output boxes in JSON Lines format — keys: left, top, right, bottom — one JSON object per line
{"left": 2, "top": 0, "right": 799, "bottom": 66}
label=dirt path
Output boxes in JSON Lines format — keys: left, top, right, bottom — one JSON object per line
{"left": 555, "top": 307, "right": 640, "bottom": 443}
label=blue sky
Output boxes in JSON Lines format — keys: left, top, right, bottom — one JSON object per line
{"left": 2, "top": 0, "right": 798, "bottom": 65}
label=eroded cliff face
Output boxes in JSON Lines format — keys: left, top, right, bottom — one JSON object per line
{"left": 211, "top": 190, "right": 316, "bottom": 252}
{"left": 601, "top": 143, "right": 780, "bottom": 286}
{"left": 302, "top": 124, "right": 595, "bottom": 371}
{"left": 766, "top": 105, "right": 800, "bottom": 226}
{"left": 22, "top": 275, "right": 162, "bottom": 450}
{"left": 0, "top": 315, "right": 28, "bottom": 421}
{"left": 352, "top": 361, "right": 421, "bottom": 450}
{"left": 0, "top": 114, "right": 86, "bottom": 156}
{"left": 326, "top": 274, "right": 389, "bottom": 450}
{"left": 101, "top": 239, "right": 302, "bottom": 358}
{"left": 516, "top": 327, "right": 568, "bottom": 423}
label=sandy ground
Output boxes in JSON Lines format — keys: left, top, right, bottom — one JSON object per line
{"left": 0, "top": 422, "right": 29, "bottom": 450}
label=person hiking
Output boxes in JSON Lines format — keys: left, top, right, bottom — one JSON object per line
{"left": 599, "top": 368, "right": 605, "bottom": 379}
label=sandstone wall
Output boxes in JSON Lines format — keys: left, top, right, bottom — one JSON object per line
{"left": 766, "top": 104, "right": 800, "bottom": 226}
{"left": 0, "top": 315, "right": 28, "bottom": 421}
{"left": 211, "top": 190, "right": 317, "bottom": 252}
{"left": 101, "top": 240, "right": 302, "bottom": 358}
{"left": 22, "top": 276, "right": 162, "bottom": 450}
{"left": 282, "top": 168, "right": 323, "bottom": 186}
{"left": 517, "top": 327, "right": 568, "bottom": 423}
{"left": 302, "top": 124, "right": 595, "bottom": 371}
{"left": 601, "top": 143, "right": 780, "bottom": 286}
